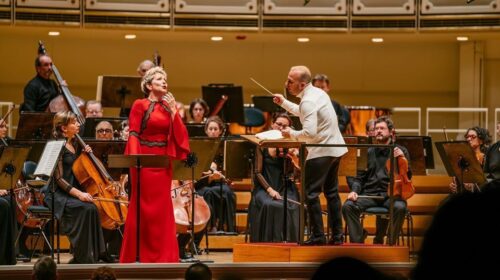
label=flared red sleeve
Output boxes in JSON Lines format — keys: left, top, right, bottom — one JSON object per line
{"left": 166, "top": 112, "right": 190, "bottom": 160}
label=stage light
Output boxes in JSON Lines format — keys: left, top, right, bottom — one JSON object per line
{"left": 457, "top": 36, "right": 469, "bottom": 42}
{"left": 211, "top": 36, "right": 223, "bottom": 41}
{"left": 372, "top": 38, "right": 384, "bottom": 43}
{"left": 297, "top": 37, "right": 310, "bottom": 43}
{"left": 124, "top": 34, "right": 136, "bottom": 40}
{"left": 48, "top": 31, "right": 60, "bottom": 36}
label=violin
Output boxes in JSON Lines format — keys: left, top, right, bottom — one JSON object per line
{"left": 37, "top": 42, "right": 86, "bottom": 120}
{"left": 386, "top": 130, "right": 415, "bottom": 201}
{"left": 171, "top": 180, "right": 211, "bottom": 234}
{"left": 72, "top": 134, "right": 128, "bottom": 230}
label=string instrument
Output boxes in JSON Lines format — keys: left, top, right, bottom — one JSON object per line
{"left": 14, "top": 180, "right": 45, "bottom": 228}
{"left": 37, "top": 41, "right": 85, "bottom": 122}
{"left": 171, "top": 179, "right": 211, "bottom": 233}
{"left": 386, "top": 131, "right": 415, "bottom": 201}
{"left": 72, "top": 134, "right": 128, "bottom": 229}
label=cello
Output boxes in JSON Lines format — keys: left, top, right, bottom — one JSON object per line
{"left": 37, "top": 41, "right": 86, "bottom": 120}
{"left": 72, "top": 134, "right": 128, "bottom": 230}
{"left": 171, "top": 180, "right": 211, "bottom": 234}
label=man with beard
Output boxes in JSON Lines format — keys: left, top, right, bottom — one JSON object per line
{"left": 21, "top": 55, "right": 61, "bottom": 112}
{"left": 342, "top": 116, "right": 411, "bottom": 245}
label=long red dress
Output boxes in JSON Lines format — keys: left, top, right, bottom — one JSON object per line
{"left": 120, "top": 98, "right": 190, "bottom": 263}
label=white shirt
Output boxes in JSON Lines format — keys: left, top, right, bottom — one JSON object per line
{"left": 280, "top": 84, "right": 348, "bottom": 160}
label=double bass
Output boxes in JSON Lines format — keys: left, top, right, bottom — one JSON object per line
{"left": 37, "top": 41, "right": 86, "bottom": 119}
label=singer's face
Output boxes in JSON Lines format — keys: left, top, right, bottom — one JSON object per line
{"left": 149, "top": 73, "right": 168, "bottom": 95}
{"left": 205, "top": 121, "right": 222, "bottom": 138}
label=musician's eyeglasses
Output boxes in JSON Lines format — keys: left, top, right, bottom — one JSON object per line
{"left": 97, "top": 129, "right": 113, "bottom": 134}
{"left": 465, "top": 134, "right": 477, "bottom": 140}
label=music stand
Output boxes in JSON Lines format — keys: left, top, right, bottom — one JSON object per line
{"left": 339, "top": 137, "right": 358, "bottom": 177}
{"left": 241, "top": 135, "right": 304, "bottom": 243}
{"left": 107, "top": 154, "right": 170, "bottom": 263}
{"left": 202, "top": 84, "right": 245, "bottom": 124}
{"left": 396, "top": 136, "right": 428, "bottom": 175}
{"left": 10, "top": 140, "right": 46, "bottom": 163}
{"left": 252, "top": 95, "right": 282, "bottom": 113}
{"left": 97, "top": 75, "right": 143, "bottom": 117}
{"left": 435, "top": 141, "right": 486, "bottom": 193}
{"left": 15, "top": 112, "right": 55, "bottom": 140}
{"left": 224, "top": 140, "right": 255, "bottom": 180}
{"left": 185, "top": 124, "right": 207, "bottom": 138}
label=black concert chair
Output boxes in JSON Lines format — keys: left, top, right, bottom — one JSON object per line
{"left": 243, "top": 107, "right": 265, "bottom": 134}
{"left": 15, "top": 161, "right": 53, "bottom": 261}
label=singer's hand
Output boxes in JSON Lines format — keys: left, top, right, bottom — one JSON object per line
{"left": 273, "top": 94, "right": 285, "bottom": 105}
{"left": 162, "top": 92, "right": 177, "bottom": 115}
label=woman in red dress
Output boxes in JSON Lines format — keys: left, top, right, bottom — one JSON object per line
{"left": 120, "top": 67, "right": 190, "bottom": 263}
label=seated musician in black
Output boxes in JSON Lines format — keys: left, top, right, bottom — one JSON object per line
{"left": 44, "top": 111, "right": 109, "bottom": 264}
{"left": 485, "top": 139, "right": 500, "bottom": 180}
{"left": 249, "top": 113, "right": 300, "bottom": 242}
{"left": 21, "top": 55, "right": 60, "bottom": 112}
{"left": 342, "top": 116, "right": 410, "bottom": 245}
{"left": 196, "top": 116, "right": 236, "bottom": 233}
{"left": 0, "top": 119, "right": 16, "bottom": 265}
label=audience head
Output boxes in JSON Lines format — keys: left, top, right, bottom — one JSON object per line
{"left": 286, "top": 65, "right": 312, "bottom": 96}
{"left": 189, "top": 98, "right": 209, "bottom": 123}
{"left": 412, "top": 184, "right": 500, "bottom": 279}
{"left": 91, "top": 266, "right": 117, "bottom": 280}
{"left": 95, "top": 121, "right": 114, "bottom": 140}
{"left": 52, "top": 111, "right": 78, "bottom": 139}
{"left": 311, "top": 256, "right": 389, "bottom": 280}
{"left": 184, "top": 262, "right": 212, "bottom": 280}
{"left": 312, "top": 74, "right": 331, "bottom": 93}
{"left": 141, "top": 66, "right": 167, "bottom": 97}
{"left": 271, "top": 112, "right": 292, "bottom": 131}
{"left": 205, "top": 116, "right": 225, "bottom": 138}
{"left": 120, "top": 119, "right": 129, "bottom": 141}
{"left": 85, "top": 100, "right": 103, "bottom": 118}
{"left": 374, "top": 116, "right": 394, "bottom": 144}
{"left": 35, "top": 55, "right": 53, "bottom": 80}
{"left": 137, "top": 59, "right": 155, "bottom": 77}
{"left": 464, "top": 126, "right": 491, "bottom": 153}
{"left": 32, "top": 256, "right": 57, "bottom": 280}
{"left": 0, "top": 119, "right": 7, "bottom": 139}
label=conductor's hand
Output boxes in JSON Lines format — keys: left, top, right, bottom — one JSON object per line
{"left": 393, "top": 147, "right": 404, "bottom": 158}
{"left": 273, "top": 94, "right": 285, "bottom": 105}
{"left": 78, "top": 192, "right": 94, "bottom": 203}
{"left": 267, "top": 188, "right": 282, "bottom": 200}
{"left": 83, "top": 144, "right": 92, "bottom": 154}
{"left": 280, "top": 126, "right": 291, "bottom": 138}
{"left": 347, "top": 191, "right": 358, "bottom": 201}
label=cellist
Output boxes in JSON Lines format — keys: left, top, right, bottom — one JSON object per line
{"left": 44, "top": 111, "right": 111, "bottom": 264}
{"left": 342, "top": 116, "right": 411, "bottom": 245}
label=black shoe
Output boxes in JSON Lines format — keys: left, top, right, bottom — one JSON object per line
{"left": 68, "top": 258, "right": 77, "bottom": 264}
{"left": 328, "top": 237, "right": 344, "bottom": 246}
{"left": 99, "top": 253, "right": 117, "bottom": 263}
{"left": 303, "top": 236, "right": 326, "bottom": 246}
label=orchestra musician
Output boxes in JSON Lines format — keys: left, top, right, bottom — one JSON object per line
{"left": 249, "top": 112, "right": 300, "bottom": 242}
{"left": 0, "top": 118, "right": 16, "bottom": 265}
{"left": 21, "top": 55, "right": 60, "bottom": 112}
{"left": 449, "top": 127, "right": 491, "bottom": 193}
{"left": 137, "top": 60, "right": 155, "bottom": 77}
{"left": 44, "top": 111, "right": 108, "bottom": 264}
{"left": 188, "top": 98, "right": 209, "bottom": 124}
{"left": 119, "top": 66, "right": 190, "bottom": 263}
{"left": 311, "top": 74, "right": 350, "bottom": 134}
{"left": 95, "top": 121, "right": 114, "bottom": 141}
{"left": 85, "top": 100, "right": 104, "bottom": 118}
{"left": 273, "top": 65, "right": 348, "bottom": 246}
{"left": 342, "top": 116, "right": 410, "bottom": 245}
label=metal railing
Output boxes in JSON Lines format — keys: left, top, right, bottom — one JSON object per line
{"left": 426, "top": 107, "right": 488, "bottom": 136}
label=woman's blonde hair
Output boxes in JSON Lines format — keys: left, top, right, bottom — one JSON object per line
{"left": 52, "top": 111, "right": 77, "bottom": 139}
{"left": 141, "top": 66, "right": 167, "bottom": 96}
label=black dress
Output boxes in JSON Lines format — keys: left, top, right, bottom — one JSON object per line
{"left": 44, "top": 146, "right": 105, "bottom": 263}
{"left": 249, "top": 148, "right": 299, "bottom": 242}
{"left": 0, "top": 139, "right": 16, "bottom": 265}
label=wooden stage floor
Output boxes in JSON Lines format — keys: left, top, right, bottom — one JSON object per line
{"left": 0, "top": 243, "right": 416, "bottom": 279}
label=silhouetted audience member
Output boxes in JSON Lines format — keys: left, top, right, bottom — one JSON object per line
{"left": 311, "top": 256, "right": 397, "bottom": 280}
{"left": 185, "top": 262, "right": 212, "bottom": 280}
{"left": 91, "top": 266, "right": 117, "bottom": 280}
{"left": 412, "top": 179, "right": 500, "bottom": 279}
{"left": 32, "top": 256, "right": 57, "bottom": 280}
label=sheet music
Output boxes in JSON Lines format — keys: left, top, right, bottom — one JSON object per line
{"left": 34, "top": 140, "right": 66, "bottom": 177}
{"left": 255, "top": 130, "right": 283, "bottom": 140}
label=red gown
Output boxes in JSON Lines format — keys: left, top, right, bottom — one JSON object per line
{"left": 120, "top": 98, "right": 190, "bottom": 263}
